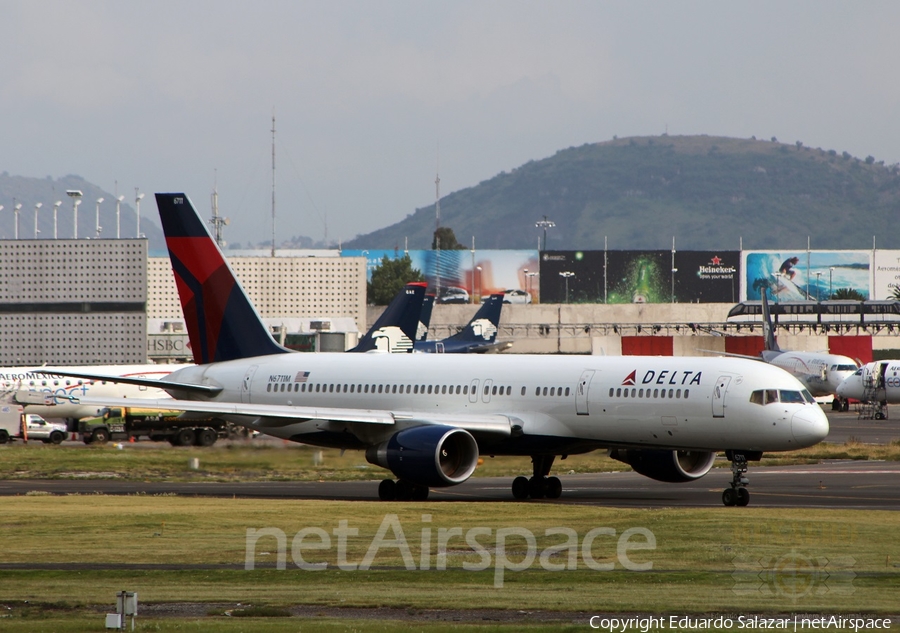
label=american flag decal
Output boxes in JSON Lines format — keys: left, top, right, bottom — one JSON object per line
{"left": 295, "top": 371, "right": 310, "bottom": 383}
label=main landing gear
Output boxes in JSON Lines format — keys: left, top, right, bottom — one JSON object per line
{"left": 378, "top": 479, "right": 429, "bottom": 501}
{"left": 511, "top": 455, "right": 562, "bottom": 500}
{"left": 722, "top": 451, "right": 750, "bottom": 507}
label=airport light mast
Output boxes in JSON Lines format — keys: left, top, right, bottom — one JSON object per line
{"left": 115, "top": 195, "right": 125, "bottom": 238}
{"left": 13, "top": 201, "right": 22, "bottom": 240}
{"left": 135, "top": 190, "right": 145, "bottom": 238}
{"left": 95, "top": 197, "right": 104, "bottom": 238}
{"left": 34, "top": 202, "right": 42, "bottom": 238}
{"left": 66, "top": 190, "right": 83, "bottom": 239}
{"left": 535, "top": 215, "right": 555, "bottom": 251}
{"left": 52, "top": 201, "right": 61, "bottom": 239}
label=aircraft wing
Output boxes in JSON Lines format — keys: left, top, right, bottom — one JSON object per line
{"left": 65, "top": 396, "right": 514, "bottom": 435}
{"left": 35, "top": 369, "right": 221, "bottom": 395}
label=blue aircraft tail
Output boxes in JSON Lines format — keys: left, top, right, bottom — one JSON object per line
{"left": 444, "top": 293, "right": 503, "bottom": 345}
{"left": 155, "top": 193, "right": 290, "bottom": 364}
{"left": 417, "top": 295, "right": 435, "bottom": 342}
{"left": 348, "top": 282, "right": 427, "bottom": 353}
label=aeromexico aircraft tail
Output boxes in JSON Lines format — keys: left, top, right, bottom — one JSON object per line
{"left": 417, "top": 295, "right": 435, "bottom": 342}
{"left": 414, "top": 293, "right": 506, "bottom": 353}
{"left": 155, "top": 193, "right": 291, "bottom": 364}
{"left": 348, "top": 282, "right": 427, "bottom": 353}
{"left": 442, "top": 293, "right": 503, "bottom": 345}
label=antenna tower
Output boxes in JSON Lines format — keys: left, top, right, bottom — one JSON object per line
{"left": 271, "top": 110, "right": 276, "bottom": 257}
{"left": 209, "top": 170, "right": 229, "bottom": 247}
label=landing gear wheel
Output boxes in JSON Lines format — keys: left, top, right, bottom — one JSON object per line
{"left": 722, "top": 488, "right": 737, "bottom": 507}
{"left": 511, "top": 476, "right": 529, "bottom": 500}
{"left": 545, "top": 476, "right": 562, "bottom": 499}
{"left": 527, "top": 476, "right": 546, "bottom": 499}
{"left": 378, "top": 479, "right": 396, "bottom": 501}
{"left": 722, "top": 451, "right": 750, "bottom": 507}
{"left": 412, "top": 485, "right": 429, "bottom": 501}
{"left": 395, "top": 479, "right": 415, "bottom": 501}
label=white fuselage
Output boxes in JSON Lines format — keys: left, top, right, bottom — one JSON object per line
{"left": 164, "top": 353, "right": 828, "bottom": 454}
{"left": 0, "top": 364, "right": 189, "bottom": 419}
{"left": 837, "top": 360, "right": 900, "bottom": 403}
{"left": 763, "top": 351, "right": 858, "bottom": 398}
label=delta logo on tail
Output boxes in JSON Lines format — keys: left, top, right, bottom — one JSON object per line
{"left": 623, "top": 369, "right": 703, "bottom": 386}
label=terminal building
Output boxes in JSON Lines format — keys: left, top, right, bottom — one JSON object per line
{"left": 0, "top": 239, "right": 147, "bottom": 365}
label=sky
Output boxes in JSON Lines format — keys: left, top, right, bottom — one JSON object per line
{"left": 2, "top": 1, "right": 899, "bottom": 247}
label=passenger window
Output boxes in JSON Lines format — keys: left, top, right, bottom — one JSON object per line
{"left": 414, "top": 385, "right": 419, "bottom": 394}
{"left": 536, "top": 387, "right": 541, "bottom": 396}
{"left": 609, "top": 388, "right": 614, "bottom": 397}
{"left": 653, "top": 389, "right": 659, "bottom": 397}
{"left": 266, "top": 384, "right": 272, "bottom": 392}
{"left": 378, "top": 385, "right": 383, "bottom": 394}
{"left": 492, "top": 386, "right": 497, "bottom": 396}
{"left": 442, "top": 385, "right": 447, "bottom": 395}
{"left": 507, "top": 386, "right": 512, "bottom": 396}
{"left": 464, "top": 386, "right": 468, "bottom": 395}
{"left": 428, "top": 385, "right": 433, "bottom": 394}
{"left": 550, "top": 387, "right": 555, "bottom": 396}
{"left": 616, "top": 388, "right": 621, "bottom": 397}
{"left": 676, "top": 389, "right": 681, "bottom": 399}
{"left": 522, "top": 387, "right": 526, "bottom": 396}
{"left": 542, "top": 387, "right": 548, "bottom": 396}
{"left": 639, "top": 389, "right": 644, "bottom": 397}
{"left": 684, "top": 389, "right": 689, "bottom": 398}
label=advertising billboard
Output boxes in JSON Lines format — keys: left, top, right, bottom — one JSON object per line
{"left": 343, "top": 249, "right": 539, "bottom": 303}
{"left": 538, "top": 251, "right": 740, "bottom": 304}
{"left": 872, "top": 250, "right": 900, "bottom": 300}
{"left": 743, "top": 251, "right": 871, "bottom": 301}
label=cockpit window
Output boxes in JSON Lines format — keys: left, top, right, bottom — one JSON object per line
{"left": 765, "top": 389, "right": 778, "bottom": 404}
{"left": 853, "top": 368, "right": 863, "bottom": 376}
{"left": 779, "top": 390, "right": 806, "bottom": 404}
{"left": 750, "top": 390, "right": 764, "bottom": 405}
{"left": 801, "top": 389, "right": 816, "bottom": 404}
{"left": 834, "top": 365, "right": 857, "bottom": 372}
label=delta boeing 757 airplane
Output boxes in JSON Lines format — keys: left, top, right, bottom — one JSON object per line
{"left": 47, "top": 193, "right": 829, "bottom": 506}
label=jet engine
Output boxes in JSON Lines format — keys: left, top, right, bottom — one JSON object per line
{"left": 365, "top": 425, "right": 479, "bottom": 487}
{"left": 609, "top": 449, "right": 716, "bottom": 483}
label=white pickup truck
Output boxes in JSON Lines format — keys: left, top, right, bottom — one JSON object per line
{"left": 0, "top": 405, "right": 67, "bottom": 444}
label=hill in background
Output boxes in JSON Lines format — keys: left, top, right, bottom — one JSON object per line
{"left": 344, "top": 135, "right": 900, "bottom": 251}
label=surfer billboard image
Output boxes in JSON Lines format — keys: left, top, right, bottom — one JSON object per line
{"left": 743, "top": 251, "right": 871, "bottom": 301}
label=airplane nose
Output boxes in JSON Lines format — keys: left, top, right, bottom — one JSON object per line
{"left": 792, "top": 407, "right": 829, "bottom": 445}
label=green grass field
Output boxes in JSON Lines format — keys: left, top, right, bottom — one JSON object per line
{"left": 1, "top": 438, "right": 898, "bottom": 482}
{"left": 0, "top": 496, "right": 897, "bottom": 631}
{"left": 1, "top": 440, "right": 898, "bottom": 630}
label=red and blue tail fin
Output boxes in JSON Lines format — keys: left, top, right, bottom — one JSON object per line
{"left": 155, "top": 193, "right": 290, "bottom": 364}
{"left": 348, "top": 282, "right": 427, "bottom": 353}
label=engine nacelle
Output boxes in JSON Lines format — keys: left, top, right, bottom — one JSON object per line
{"left": 609, "top": 449, "right": 716, "bottom": 483}
{"left": 365, "top": 425, "right": 479, "bottom": 488}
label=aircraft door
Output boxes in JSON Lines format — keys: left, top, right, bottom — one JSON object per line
{"left": 712, "top": 375, "right": 731, "bottom": 418}
{"left": 435, "top": 342, "right": 444, "bottom": 354}
{"left": 576, "top": 370, "right": 595, "bottom": 415}
{"left": 242, "top": 365, "right": 259, "bottom": 403}
{"left": 482, "top": 379, "right": 494, "bottom": 403}
{"left": 469, "top": 379, "right": 479, "bottom": 403}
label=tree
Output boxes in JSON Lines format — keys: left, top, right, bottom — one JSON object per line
{"left": 367, "top": 254, "right": 425, "bottom": 305}
{"left": 432, "top": 226, "right": 466, "bottom": 250}
{"left": 831, "top": 287, "right": 866, "bottom": 301}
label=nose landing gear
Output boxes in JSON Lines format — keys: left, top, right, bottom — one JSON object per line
{"left": 722, "top": 452, "right": 750, "bottom": 507}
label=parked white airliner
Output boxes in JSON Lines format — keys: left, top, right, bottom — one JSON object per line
{"left": 836, "top": 360, "right": 899, "bottom": 418}
{"left": 47, "top": 193, "right": 829, "bottom": 506}
{"left": 1, "top": 364, "right": 188, "bottom": 422}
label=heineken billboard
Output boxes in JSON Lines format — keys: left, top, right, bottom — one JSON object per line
{"left": 539, "top": 250, "right": 741, "bottom": 304}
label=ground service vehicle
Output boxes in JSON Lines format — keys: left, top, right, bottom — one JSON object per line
{"left": 79, "top": 407, "right": 230, "bottom": 446}
{"left": 0, "top": 406, "right": 67, "bottom": 444}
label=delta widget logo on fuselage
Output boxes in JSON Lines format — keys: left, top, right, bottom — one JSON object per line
{"left": 622, "top": 369, "right": 703, "bottom": 386}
